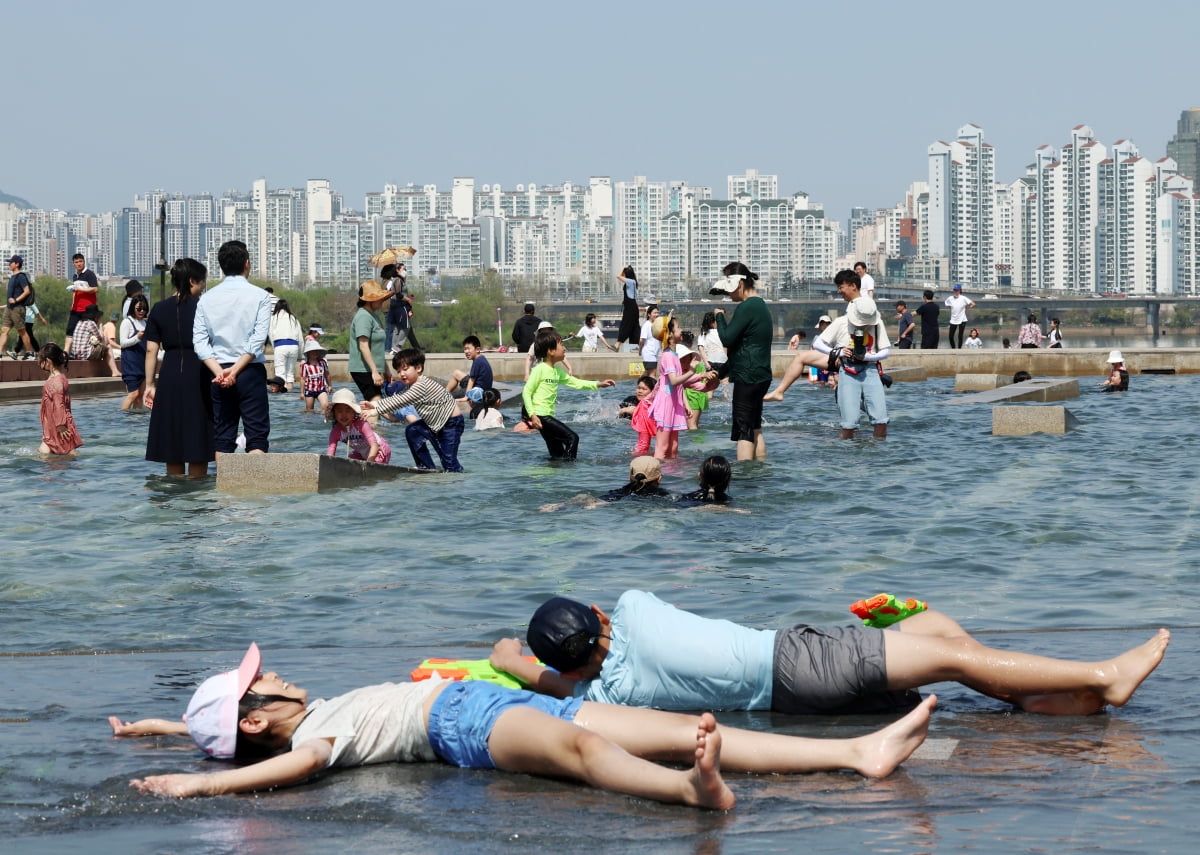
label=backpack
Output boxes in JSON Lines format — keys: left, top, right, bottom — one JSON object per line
{"left": 13, "top": 272, "right": 34, "bottom": 307}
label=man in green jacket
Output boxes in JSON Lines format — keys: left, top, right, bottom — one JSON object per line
{"left": 710, "top": 263, "right": 772, "bottom": 460}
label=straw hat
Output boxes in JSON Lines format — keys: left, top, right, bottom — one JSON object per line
{"left": 358, "top": 280, "right": 394, "bottom": 303}
{"left": 324, "top": 388, "right": 361, "bottom": 417}
{"left": 651, "top": 311, "right": 674, "bottom": 346}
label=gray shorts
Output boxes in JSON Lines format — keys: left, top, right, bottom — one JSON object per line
{"left": 771, "top": 624, "right": 922, "bottom": 714}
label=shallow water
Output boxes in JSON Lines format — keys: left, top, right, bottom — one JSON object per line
{"left": 1, "top": 374, "right": 1196, "bottom": 853}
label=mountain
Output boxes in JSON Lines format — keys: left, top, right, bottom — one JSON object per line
{"left": 0, "top": 190, "right": 35, "bottom": 209}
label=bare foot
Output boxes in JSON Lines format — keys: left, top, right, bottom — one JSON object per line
{"left": 763, "top": 389, "right": 784, "bottom": 402}
{"left": 1102, "top": 628, "right": 1170, "bottom": 707}
{"left": 852, "top": 694, "right": 936, "bottom": 777}
{"left": 684, "top": 712, "right": 736, "bottom": 810}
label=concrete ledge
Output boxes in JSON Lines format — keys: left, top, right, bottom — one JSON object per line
{"left": 948, "top": 377, "right": 1079, "bottom": 404}
{"left": 954, "top": 373, "right": 1011, "bottom": 391}
{"left": 887, "top": 366, "right": 927, "bottom": 383}
{"left": 216, "top": 452, "right": 433, "bottom": 493}
{"left": 993, "top": 405, "right": 1079, "bottom": 435}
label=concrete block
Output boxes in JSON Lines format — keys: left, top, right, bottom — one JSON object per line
{"left": 992, "top": 405, "right": 1079, "bottom": 436}
{"left": 216, "top": 452, "right": 433, "bottom": 493}
{"left": 887, "top": 366, "right": 927, "bottom": 383}
{"left": 949, "top": 377, "right": 1079, "bottom": 404}
{"left": 955, "top": 373, "right": 1010, "bottom": 392}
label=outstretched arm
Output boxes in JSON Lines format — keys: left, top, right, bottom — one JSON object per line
{"left": 130, "top": 738, "right": 333, "bottom": 798}
{"left": 490, "top": 638, "right": 581, "bottom": 699}
{"left": 109, "top": 715, "right": 189, "bottom": 736}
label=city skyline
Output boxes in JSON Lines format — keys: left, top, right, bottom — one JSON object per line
{"left": 7, "top": 0, "right": 1197, "bottom": 221}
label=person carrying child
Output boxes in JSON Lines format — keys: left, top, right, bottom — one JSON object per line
{"left": 1101, "top": 350, "right": 1129, "bottom": 391}
{"left": 111, "top": 641, "right": 938, "bottom": 804}
{"left": 300, "top": 339, "right": 332, "bottom": 411}
{"left": 647, "top": 314, "right": 715, "bottom": 460}
{"left": 325, "top": 388, "right": 391, "bottom": 464}
{"left": 37, "top": 343, "right": 82, "bottom": 456}
{"left": 522, "top": 327, "right": 615, "bottom": 460}
{"left": 362, "top": 348, "right": 465, "bottom": 472}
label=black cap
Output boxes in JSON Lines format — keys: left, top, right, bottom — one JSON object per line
{"left": 527, "top": 597, "right": 600, "bottom": 673}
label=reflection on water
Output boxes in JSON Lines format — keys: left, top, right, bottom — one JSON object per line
{"left": 0, "top": 377, "right": 1197, "bottom": 851}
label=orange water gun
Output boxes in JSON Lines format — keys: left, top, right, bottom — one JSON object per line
{"left": 849, "top": 593, "right": 928, "bottom": 628}
{"left": 410, "top": 657, "right": 539, "bottom": 690}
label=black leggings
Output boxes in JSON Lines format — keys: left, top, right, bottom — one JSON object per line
{"left": 948, "top": 323, "right": 966, "bottom": 349}
{"left": 537, "top": 415, "right": 580, "bottom": 460}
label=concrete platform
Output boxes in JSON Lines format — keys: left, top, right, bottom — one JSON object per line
{"left": 948, "top": 376, "right": 1079, "bottom": 404}
{"left": 954, "top": 373, "right": 1011, "bottom": 392}
{"left": 215, "top": 452, "right": 434, "bottom": 493}
{"left": 886, "top": 365, "right": 926, "bottom": 383}
{"left": 993, "top": 404, "right": 1079, "bottom": 435}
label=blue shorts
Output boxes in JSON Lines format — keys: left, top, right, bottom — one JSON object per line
{"left": 427, "top": 681, "right": 584, "bottom": 769}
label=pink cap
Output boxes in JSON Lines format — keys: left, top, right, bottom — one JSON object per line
{"left": 183, "top": 643, "right": 261, "bottom": 758}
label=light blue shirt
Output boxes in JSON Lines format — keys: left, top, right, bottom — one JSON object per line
{"left": 577, "top": 590, "right": 776, "bottom": 710}
{"left": 192, "top": 275, "right": 272, "bottom": 365}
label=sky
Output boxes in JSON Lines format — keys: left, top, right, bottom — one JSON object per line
{"left": 6, "top": 0, "right": 1199, "bottom": 223}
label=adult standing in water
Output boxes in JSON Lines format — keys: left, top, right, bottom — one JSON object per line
{"left": 616, "top": 265, "right": 640, "bottom": 351}
{"left": 144, "top": 258, "right": 214, "bottom": 477}
{"left": 710, "top": 262, "right": 772, "bottom": 461}
{"left": 349, "top": 280, "right": 394, "bottom": 405}
{"left": 268, "top": 299, "right": 303, "bottom": 391}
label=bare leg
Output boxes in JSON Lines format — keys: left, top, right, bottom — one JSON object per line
{"left": 487, "top": 706, "right": 734, "bottom": 809}
{"left": 573, "top": 696, "right": 935, "bottom": 778}
{"left": 187, "top": 462, "right": 209, "bottom": 477}
{"left": 873, "top": 423, "right": 888, "bottom": 439}
{"left": 765, "top": 350, "right": 826, "bottom": 401}
{"left": 736, "top": 430, "right": 766, "bottom": 461}
{"left": 884, "top": 620, "right": 1169, "bottom": 713}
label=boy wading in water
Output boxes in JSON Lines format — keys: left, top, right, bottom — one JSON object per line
{"left": 112, "top": 643, "right": 939, "bottom": 807}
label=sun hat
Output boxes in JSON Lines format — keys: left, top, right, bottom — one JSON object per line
{"left": 1107, "top": 350, "right": 1124, "bottom": 364}
{"left": 846, "top": 296, "right": 881, "bottom": 328}
{"left": 527, "top": 597, "right": 602, "bottom": 673}
{"left": 358, "top": 280, "right": 394, "bottom": 303}
{"left": 183, "top": 642, "right": 261, "bottom": 758}
{"left": 815, "top": 315, "right": 832, "bottom": 327}
{"left": 676, "top": 343, "right": 696, "bottom": 364}
{"left": 651, "top": 311, "right": 674, "bottom": 346}
{"left": 303, "top": 339, "right": 326, "bottom": 356}
{"left": 709, "top": 274, "right": 744, "bottom": 294}
{"left": 537, "top": 320, "right": 554, "bottom": 330}
{"left": 466, "top": 386, "right": 484, "bottom": 403}
{"left": 307, "top": 324, "right": 325, "bottom": 334}
{"left": 324, "top": 387, "right": 361, "bottom": 417}
{"left": 629, "top": 455, "right": 662, "bottom": 482}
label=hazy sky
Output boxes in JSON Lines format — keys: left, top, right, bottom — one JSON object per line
{"left": 8, "top": 0, "right": 1198, "bottom": 222}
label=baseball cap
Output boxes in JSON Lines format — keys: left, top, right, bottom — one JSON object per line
{"left": 953, "top": 283, "right": 963, "bottom": 291}
{"left": 629, "top": 455, "right": 662, "bottom": 482}
{"left": 466, "top": 386, "right": 484, "bottom": 403}
{"left": 183, "top": 642, "right": 261, "bottom": 758}
{"left": 7, "top": 255, "right": 22, "bottom": 265}
{"left": 527, "top": 597, "right": 601, "bottom": 673}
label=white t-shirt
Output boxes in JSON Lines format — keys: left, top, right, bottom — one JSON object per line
{"left": 290, "top": 681, "right": 442, "bottom": 769}
{"left": 698, "top": 329, "right": 727, "bottom": 364}
{"left": 475, "top": 409, "right": 504, "bottom": 430}
{"left": 859, "top": 273, "right": 875, "bottom": 296}
{"left": 945, "top": 294, "right": 971, "bottom": 324}
{"left": 965, "top": 336, "right": 983, "bottom": 349}
{"left": 576, "top": 325, "right": 603, "bottom": 351}
{"left": 639, "top": 320, "right": 662, "bottom": 363}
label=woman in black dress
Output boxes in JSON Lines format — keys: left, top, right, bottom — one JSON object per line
{"left": 143, "top": 258, "right": 214, "bottom": 477}
{"left": 616, "top": 264, "right": 640, "bottom": 350}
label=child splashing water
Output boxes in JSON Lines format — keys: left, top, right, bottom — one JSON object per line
{"left": 647, "top": 314, "right": 715, "bottom": 459}
{"left": 111, "top": 642, "right": 937, "bottom": 805}
{"left": 38, "top": 343, "right": 82, "bottom": 456}
{"left": 325, "top": 388, "right": 391, "bottom": 463}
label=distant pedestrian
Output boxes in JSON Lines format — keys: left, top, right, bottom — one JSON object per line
{"left": 1017, "top": 314, "right": 1042, "bottom": 349}
{"left": 854, "top": 262, "right": 876, "bottom": 298}
{"left": 512, "top": 302, "right": 542, "bottom": 353}
{"left": 915, "top": 289, "right": 939, "bottom": 349}
{"left": 895, "top": 301, "right": 915, "bottom": 349}
{"left": 37, "top": 343, "right": 82, "bottom": 456}
{"left": 944, "top": 284, "right": 974, "bottom": 349}
{"left": 616, "top": 265, "right": 640, "bottom": 350}
{"left": 1047, "top": 318, "right": 1063, "bottom": 349}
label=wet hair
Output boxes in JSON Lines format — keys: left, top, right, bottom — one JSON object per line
{"left": 534, "top": 328, "right": 562, "bottom": 360}
{"left": 392, "top": 347, "right": 425, "bottom": 371}
{"left": 170, "top": 258, "right": 207, "bottom": 300}
{"left": 234, "top": 692, "right": 299, "bottom": 762}
{"left": 923, "top": 289, "right": 935, "bottom": 300}
{"left": 698, "top": 455, "right": 732, "bottom": 498}
{"left": 833, "top": 269, "right": 861, "bottom": 288}
{"left": 585, "top": 313, "right": 597, "bottom": 326}
{"left": 218, "top": 240, "right": 249, "bottom": 276}
{"left": 701, "top": 311, "right": 717, "bottom": 332}
{"left": 462, "top": 335, "right": 481, "bottom": 348}
{"left": 127, "top": 294, "right": 149, "bottom": 317}
{"left": 38, "top": 342, "right": 68, "bottom": 369}
{"left": 636, "top": 374, "right": 656, "bottom": 392}
{"left": 721, "top": 262, "right": 759, "bottom": 287}
{"left": 1013, "top": 371, "right": 1032, "bottom": 383}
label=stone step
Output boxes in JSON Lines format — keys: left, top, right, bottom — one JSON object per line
{"left": 216, "top": 452, "right": 435, "bottom": 493}
{"left": 992, "top": 405, "right": 1079, "bottom": 435}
